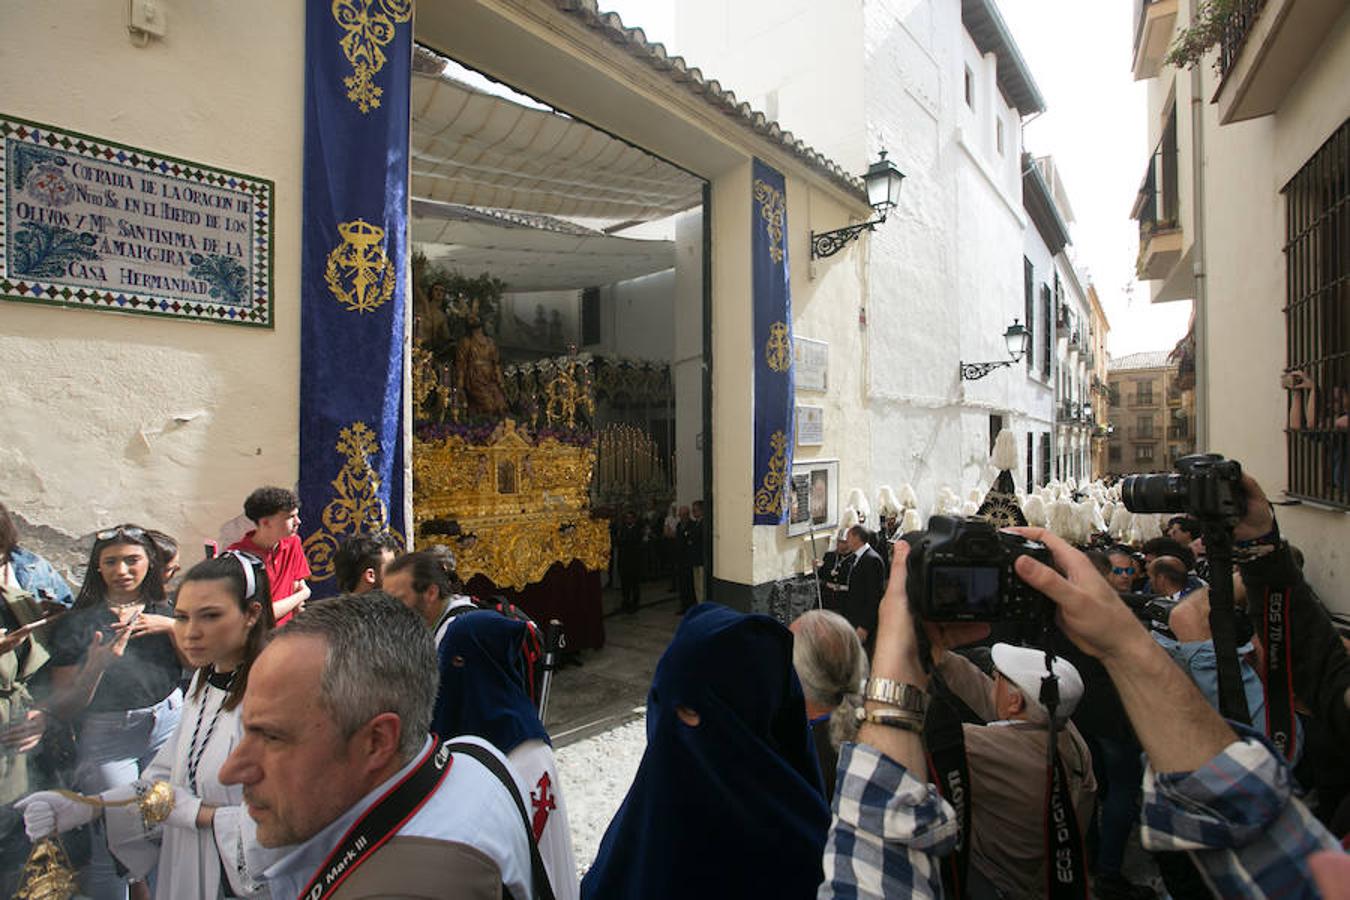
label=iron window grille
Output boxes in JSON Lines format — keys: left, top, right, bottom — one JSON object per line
{"left": 1283, "top": 118, "right": 1349, "bottom": 510}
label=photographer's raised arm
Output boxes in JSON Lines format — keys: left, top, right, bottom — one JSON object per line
{"left": 1232, "top": 475, "right": 1350, "bottom": 745}
{"left": 818, "top": 542, "right": 958, "bottom": 899}
{"left": 1012, "top": 527, "right": 1344, "bottom": 894}
{"left": 860, "top": 542, "right": 930, "bottom": 775}
{"left": 1009, "top": 528, "right": 1235, "bottom": 772}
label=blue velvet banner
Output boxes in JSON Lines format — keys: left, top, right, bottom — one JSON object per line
{"left": 751, "top": 159, "right": 794, "bottom": 525}
{"left": 298, "top": 0, "right": 411, "bottom": 593}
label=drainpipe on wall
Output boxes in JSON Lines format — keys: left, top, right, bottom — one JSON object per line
{"left": 1189, "top": 0, "right": 1210, "bottom": 451}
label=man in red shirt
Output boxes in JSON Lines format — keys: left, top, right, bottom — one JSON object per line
{"left": 228, "top": 486, "right": 312, "bottom": 625}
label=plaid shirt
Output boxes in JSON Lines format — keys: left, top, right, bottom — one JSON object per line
{"left": 821, "top": 727, "right": 1341, "bottom": 899}
{"left": 1140, "top": 725, "right": 1341, "bottom": 899}
{"left": 818, "top": 742, "right": 959, "bottom": 899}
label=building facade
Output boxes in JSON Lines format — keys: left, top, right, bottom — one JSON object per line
{"left": 1087, "top": 285, "right": 1112, "bottom": 478}
{"left": 0, "top": 0, "right": 877, "bottom": 612}
{"left": 1105, "top": 351, "right": 1197, "bottom": 476}
{"left": 1130, "top": 0, "right": 1350, "bottom": 609}
{"left": 676, "top": 0, "right": 1058, "bottom": 515}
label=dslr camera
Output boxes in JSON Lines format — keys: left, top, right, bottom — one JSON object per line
{"left": 1121, "top": 453, "right": 1246, "bottom": 521}
{"left": 902, "top": 515, "right": 1053, "bottom": 623}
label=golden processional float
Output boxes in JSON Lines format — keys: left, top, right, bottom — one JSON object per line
{"left": 409, "top": 263, "right": 675, "bottom": 650}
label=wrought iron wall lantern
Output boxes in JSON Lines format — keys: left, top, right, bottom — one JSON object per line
{"left": 959, "top": 319, "right": 1030, "bottom": 380}
{"left": 810, "top": 150, "right": 905, "bottom": 259}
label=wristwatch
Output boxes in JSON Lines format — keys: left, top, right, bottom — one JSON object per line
{"left": 863, "top": 677, "right": 929, "bottom": 716}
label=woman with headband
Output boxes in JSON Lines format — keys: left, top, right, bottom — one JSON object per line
{"left": 19, "top": 551, "right": 275, "bottom": 898}
{"left": 44, "top": 524, "right": 181, "bottom": 899}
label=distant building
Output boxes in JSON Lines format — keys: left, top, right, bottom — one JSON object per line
{"left": 1023, "top": 154, "right": 1098, "bottom": 486}
{"left": 1105, "top": 351, "right": 1195, "bottom": 476}
{"left": 1086, "top": 285, "right": 1111, "bottom": 479}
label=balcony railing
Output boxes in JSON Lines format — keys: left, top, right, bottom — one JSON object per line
{"left": 1128, "top": 426, "right": 1160, "bottom": 442}
{"left": 1136, "top": 144, "right": 1179, "bottom": 237}
{"left": 1218, "top": 0, "right": 1268, "bottom": 81}
{"left": 1129, "top": 393, "right": 1158, "bottom": 407}
{"left": 1168, "top": 424, "right": 1189, "bottom": 440}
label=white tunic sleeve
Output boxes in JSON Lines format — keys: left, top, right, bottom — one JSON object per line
{"left": 508, "top": 740, "right": 580, "bottom": 900}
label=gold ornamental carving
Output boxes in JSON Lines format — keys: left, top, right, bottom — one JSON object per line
{"left": 413, "top": 420, "right": 609, "bottom": 589}
{"left": 15, "top": 837, "right": 78, "bottom": 900}
{"left": 753, "top": 177, "right": 786, "bottom": 264}
{"left": 449, "top": 518, "right": 610, "bottom": 591}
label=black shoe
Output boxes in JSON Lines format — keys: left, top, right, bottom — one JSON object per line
{"left": 1093, "top": 873, "right": 1155, "bottom": 900}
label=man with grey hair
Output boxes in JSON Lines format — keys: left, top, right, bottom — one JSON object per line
{"left": 219, "top": 593, "right": 534, "bottom": 899}
{"left": 788, "top": 609, "right": 867, "bottom": 799}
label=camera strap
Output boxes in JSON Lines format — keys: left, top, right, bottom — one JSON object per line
{"left": 1261, "top": 587, "right": 1297, "bottom": 759}
{"left": 1039, "top": 656, "right": 1088, "bottom": 900}
{"left": 922, "top": 670, "right": 975, "bottom": 898}
{"left": 297, "top": 739, "right": 454, "bottom": 900}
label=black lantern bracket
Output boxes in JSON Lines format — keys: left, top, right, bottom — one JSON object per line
{"left": 811, "top": 219, "right": 884, "bottom": 259}
{"left": 959, "top": 319, "right": 1029, "bottom": 381}
{"left": 959, "top": 359, "right": 1016, "bottom": 380}
{"left": 810, "top": 150, "right": 905, "bottom": 260}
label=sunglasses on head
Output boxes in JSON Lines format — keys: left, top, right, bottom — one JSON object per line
{"left": 1111, "top": 565, "right": 1136, "bottom": 575}
{"left": 95, "top": 526, "right": 145, "bottom": 543}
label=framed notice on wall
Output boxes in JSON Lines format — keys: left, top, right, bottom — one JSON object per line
{"left": 794, "top": 336, "right": 828, "bottom": 392}
{"left": 0, "top": 114, "right": 274, "bottom": 327}
{"left": 786, "top": 458, "right": 838, "bottom": 537}
{"left": 796, "top": 404, "right": 824, "bottom": 446}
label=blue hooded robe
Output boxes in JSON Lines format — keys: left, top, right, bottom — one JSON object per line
{"left": 432, "top": 609, "right": 549, "bottom": 753}
{"left": 581, "top": 603, "right": 830, "bottom": 899}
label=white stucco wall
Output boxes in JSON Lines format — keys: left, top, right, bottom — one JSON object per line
{"left": 679, "top": 0, "right": 1056, "bottom": 528}
{"left": 864, "top": 0, "right": 1051, "bottom": 512}
{"left": 596, "top": 270, "right": 676, "bottom": 362}
{"left": 675, "top": 0, "right": 868, "bottom": 176}
{"left": 0, "top": 1, "right": 304, "bottom": 562}
{"left": 673, "top": 209, "right": 706, "bottom": 507}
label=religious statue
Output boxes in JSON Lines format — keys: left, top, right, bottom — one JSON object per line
{"left": 455, "top": 317, "right": 510, "bottom": 418}
{"left": 411, "top": 255, "right": 452, "bottom": 349}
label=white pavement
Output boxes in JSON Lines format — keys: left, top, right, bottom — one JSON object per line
{"left": 554, "top": 713, "right": 648, "bottom": 877}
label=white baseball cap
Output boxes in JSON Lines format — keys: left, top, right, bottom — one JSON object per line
{"left": 990, "top": 643, "right": 1084, "bottom": 721}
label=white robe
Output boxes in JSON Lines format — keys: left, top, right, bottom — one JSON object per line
{"left": 509, "top": 739, "right": 579, "bottom": 900}
{"left": 103, "top": 672, "right": 262, "bottom": 899}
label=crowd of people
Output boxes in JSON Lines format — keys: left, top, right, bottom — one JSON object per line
{"left": 1, "top": 461, "right": 1347, "bottom": 898}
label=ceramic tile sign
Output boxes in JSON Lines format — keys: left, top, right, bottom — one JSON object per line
{"left": 795, "top": 336, "right": 828, "bottom": 392}
{"left": 1, "top": 114, "right": 273, "bottom": 326}
{"left": 796, "top": 404, "right": 824, "bottom": 446}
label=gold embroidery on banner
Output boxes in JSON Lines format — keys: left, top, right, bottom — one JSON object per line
{"left": 332, "top": 0, "right": 413, "bottom": 113}
{"left": 753, "top": 178, "right": 786, "bottom": 264}
{"left": 765, "top": 321, "right": 791, "bottom": 373}
{"left": 303, "top": 422, "right": 406, "bottom": 582}
{"left": 753, "top": 430, "right": 789, "bottom": 516}
{"left": 325, "top": 219, "right": 396, "bottom": 313}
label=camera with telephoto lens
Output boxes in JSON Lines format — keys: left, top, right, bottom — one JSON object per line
{"left": 1121, "top": 453, "right": 1246, "bottom": 520}
{"left": 901, "top": 515, "right": 1054, "bottom": 623}
{"left": 1119, "top": 592, "right": 1179, "bottom": 638}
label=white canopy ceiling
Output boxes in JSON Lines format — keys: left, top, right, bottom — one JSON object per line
{"left": 413, "top": 200, "right": 674, "bottom": 292}
{"left": 411, "top": 69, "right": 702, "bottom": 223}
